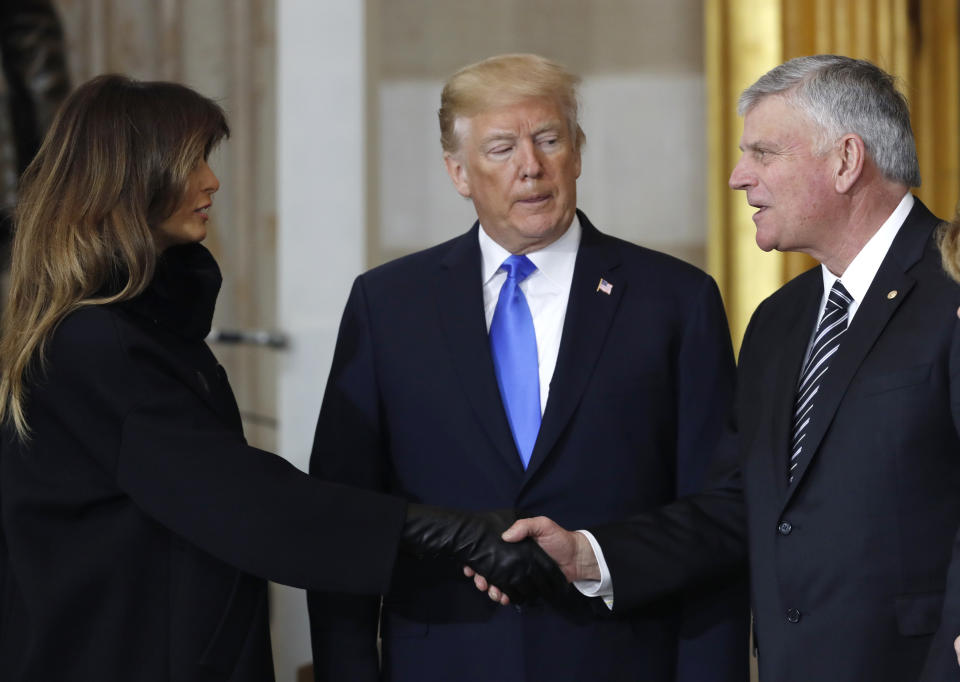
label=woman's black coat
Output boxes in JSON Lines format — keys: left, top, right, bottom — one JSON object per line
{"left": 0, "top": 244, "right": 406, "bottom": 681}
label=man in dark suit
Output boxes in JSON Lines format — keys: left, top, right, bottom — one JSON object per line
{"left": 497, "top": 55, "right": 960, "bottom": 681}
{"left": 307, "top": 53, "right": 747, "bottom": 682}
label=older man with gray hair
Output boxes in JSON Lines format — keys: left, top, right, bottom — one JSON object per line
{"left": 496, "top": 54, "right": 960, "bottom": 681}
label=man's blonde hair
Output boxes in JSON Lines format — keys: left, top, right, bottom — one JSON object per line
{"left": 438, "top": 53, "right": 586, "bottom": 154}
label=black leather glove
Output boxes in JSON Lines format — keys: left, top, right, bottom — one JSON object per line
{"left": 400, "top": 504, "right": 567, "bottom": 604}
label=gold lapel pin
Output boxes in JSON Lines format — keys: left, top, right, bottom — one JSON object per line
{"left": 887, "top": 290, "right": 898, "bottom": 300}
{"left": 597, "top": 278, "right": 613, "bottom": 295}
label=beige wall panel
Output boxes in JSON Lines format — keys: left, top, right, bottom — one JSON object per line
{"left": 380, "top": 0, "right": 703, "bottom": 77}
{"left": 106, "top": 0, "right": 162, "bottom": 77}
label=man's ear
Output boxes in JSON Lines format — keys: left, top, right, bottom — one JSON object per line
{"left": 444, "top": 152, "right": 472, "bottom": 198}
{"left": 835, "top": 133, "right": 865, "bottom": 194}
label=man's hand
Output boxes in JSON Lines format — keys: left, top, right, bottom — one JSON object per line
{"left": 464, "top": 516, "right": 601, "bottom": 605}
{"left": 400, "top": 504, "right": 567, "bottom": 605}
{"left": 954, "top": 634, "right": 960, "bottom": 667}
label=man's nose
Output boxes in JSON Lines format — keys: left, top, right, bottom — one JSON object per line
{"left": 516, "top": 139, "right": 544, "bottom": 180}
{"left": 728, "top": 155, "right": 754, "bottom": 190}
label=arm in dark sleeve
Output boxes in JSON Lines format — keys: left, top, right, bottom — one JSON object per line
{"left": 591, "top": 277, "right": 748, "bottom": 614}
{"left": 306, "top": 278, "right": 387, "bottom": 682}
{"left": 51, "top": 306, "right": 407, "bottom": 596}
{"left": 920, "top": 316, "right": 960, "bottom": 681}
{"left": 671, "top": 276, "right": 749, "bottom": 682}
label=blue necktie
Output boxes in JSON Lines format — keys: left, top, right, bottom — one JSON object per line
{"left": 489, "top": 255, "right": 541, "bottom": 468}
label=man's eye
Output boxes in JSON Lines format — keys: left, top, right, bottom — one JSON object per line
{"left": 488, "top": 145, "right": 512, "bottom": 156}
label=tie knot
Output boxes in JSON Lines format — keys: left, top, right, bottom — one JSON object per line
{"left": 501, "top": 254, "right": 537, "bottom": 283}
{"left": 826, "top": 280, "right": 853, "bottom": 312}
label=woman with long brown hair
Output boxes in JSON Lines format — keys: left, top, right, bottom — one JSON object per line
{"left": 0, "top": 75, "right": 561, "bottom": 681}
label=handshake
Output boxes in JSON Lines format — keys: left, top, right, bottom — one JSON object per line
{"left": 401, "top": 504, "right": 597, "bottom": 605}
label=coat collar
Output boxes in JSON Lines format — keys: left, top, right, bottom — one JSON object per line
{"left": 118, "top": 244, "right": 234, "bottom": 429}
{"left": 122, "top": 243, "right": 222, "bottom": 341}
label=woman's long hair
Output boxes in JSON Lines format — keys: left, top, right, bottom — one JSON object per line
{"left": 0, "top": 74, "right": 229, "bottom": 440}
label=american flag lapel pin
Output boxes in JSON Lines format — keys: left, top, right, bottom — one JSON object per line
{"left": 597, "top": 278, "right": 613, "bottom": 295}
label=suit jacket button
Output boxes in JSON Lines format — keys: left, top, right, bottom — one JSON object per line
{"left": 786, "top": 608, "right": 801, "bottom": 623}
{"left": 778, "top": 521, "right": 792, "bottom": 535}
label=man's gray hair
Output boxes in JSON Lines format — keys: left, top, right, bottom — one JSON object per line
{"left": 739, "top": 55, "right": 921, "bottom": 187}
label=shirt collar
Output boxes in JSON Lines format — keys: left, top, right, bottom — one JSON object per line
{"left": 820, "top": 192, "right": 913, "bottom": 304}
{"left": 479, "top": 215, "right": 582, "bottom": 288}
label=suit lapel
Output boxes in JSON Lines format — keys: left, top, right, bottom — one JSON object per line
{"left": 784, "top": 200, "right": 938, "bottom": 502}
{"left": 523, "top": 213, "right": 624, "bottom": 483}
{"left": 435, "top": 225, "right": 526, "bottom": 476}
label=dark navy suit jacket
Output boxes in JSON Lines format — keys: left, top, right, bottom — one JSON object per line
{"left": 595, "top": 199, "right": 960, "bottom": 681}
{"left": 308, "top": 212, "right": 748, "bottom": 682}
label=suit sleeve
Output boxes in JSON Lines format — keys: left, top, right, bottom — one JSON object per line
{"left": 921, "top": 315, "right": 960, "bottom": 681}
{"left": 590, "top": 276, "right": 749, "bottom": 613}
{"left": 48, "top": 307, "right": 407, "bottom": 595}
{"left": 670, "top": 276, "right": 749, "bottom": 682}
{"left": 307, "top": 278, "right": 386, "bottom": 682}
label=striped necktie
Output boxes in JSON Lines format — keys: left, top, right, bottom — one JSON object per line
{"left": 789, "top": 280, "right": 852, "bottom": 484}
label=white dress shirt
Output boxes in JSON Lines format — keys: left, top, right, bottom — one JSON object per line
{"left": 479, "top": 217, "right": 580, "bottom": 414}
{"left": 586, "top": 191, "right": 915, "bottom": 608}
{"left": 811, "top": 192, "right": 913, "bottom": 341}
